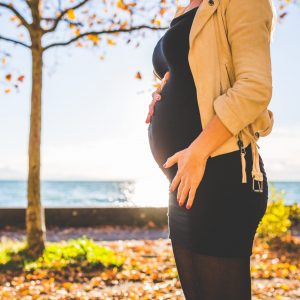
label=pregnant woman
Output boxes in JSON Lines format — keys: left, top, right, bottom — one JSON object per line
{"left": 146, "top": 0, "right": 276, "bottom": 299}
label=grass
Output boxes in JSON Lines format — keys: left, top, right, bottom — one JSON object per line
{"left": 0, "top": 236, "right": 125, "bottom": 272}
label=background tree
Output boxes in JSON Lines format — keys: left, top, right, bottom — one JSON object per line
{"left": 0, "top": 0, "right": 172, "bottom": 258}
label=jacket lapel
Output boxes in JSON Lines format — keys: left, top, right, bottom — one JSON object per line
{"left": 189, "top": 0, "right": 220, "bottom": 48}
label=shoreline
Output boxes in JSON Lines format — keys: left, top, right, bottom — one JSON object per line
{"left": 1, "top": 223, "right": 299, "bottom": 243}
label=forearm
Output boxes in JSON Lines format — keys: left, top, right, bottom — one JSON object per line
{"left": 188, "top": 114, "right": 233, "bottom": 159}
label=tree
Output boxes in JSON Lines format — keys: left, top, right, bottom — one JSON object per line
{"left": 0, "top": 0, "right": 170, "bottom": 258}
{"left": 276, "top": 0, "right": 300, "bottom": 19}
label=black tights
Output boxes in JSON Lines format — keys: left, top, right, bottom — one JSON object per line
{"left": 171, "top": 240, "right": 252, "bottom": 300}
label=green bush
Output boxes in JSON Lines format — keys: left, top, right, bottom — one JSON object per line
{"left": 256, "top": 184, "right": 292, "bottom": 240}
{"left": 0, "top": 236, "right": 125, "bottom": 272}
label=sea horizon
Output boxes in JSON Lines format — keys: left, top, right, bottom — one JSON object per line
{"left": 0, "top": 179, "right": 299, "bottom": 208}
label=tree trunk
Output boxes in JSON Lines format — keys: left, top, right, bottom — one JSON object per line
{"left": 26, "top": 30, "right": 46, "bottom": 258}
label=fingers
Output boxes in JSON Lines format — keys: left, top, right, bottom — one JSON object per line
{"left": 177, "top": 177, "right": 185, "bottom": 200}
{"left": 177, "top": 180, "right": 190, "bottom": 206}
{"left": 164, "top": 71, "right": 170, "bottom": 81}
{"left": 185, "top": 185, "right": 197, "bottom": 209}
{"left": 145, "top": 97, "right": 158, "bottom": 123}
{"left": 163, "top": 151, "right": 181, "bottom": 170}
{"left": 168, "top": 169, "right": 182, "bottom": 193}
{"left": 160, "top": 72, "right": 170, "bottom": 91}
{"left": 148, "top": 71, "right": 169, "bottom": 122}
{"left": 157, "top": 71, "right": 170, "bottom": 93}
{"left": 152, "top": 91, "right": 161, "bottom": 101}
{"left": 145, "top": 112, "right": 151, "bottom": 123}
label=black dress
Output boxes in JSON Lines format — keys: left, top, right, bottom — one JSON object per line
{"left": 147, "top": 7, "right": 268, "bottom": 258}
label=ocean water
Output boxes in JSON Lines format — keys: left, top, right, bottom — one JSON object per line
{"left": 0, "top": 180, "right": 298, "bottom": 207}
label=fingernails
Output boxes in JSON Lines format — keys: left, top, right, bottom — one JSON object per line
{"left": 163, "top": 163, "right": 167, "bottom": 168}
{"left": 186, "top": 204, "right": 191, "bottom": 209}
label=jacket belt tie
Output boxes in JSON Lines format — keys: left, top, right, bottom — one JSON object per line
{"left": 237, "top": 130, "right": 264, "bottom": 193}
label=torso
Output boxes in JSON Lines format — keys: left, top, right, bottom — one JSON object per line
{"left": 148, "top": 6, "right": 202, "bottom": 177}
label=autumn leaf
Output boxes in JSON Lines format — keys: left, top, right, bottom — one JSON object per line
{"left": 152, "top": 19, "right": 161, "bottom": 26}
{"left": 17, "top": 75, "right": 25, "bottom": 82}
{"left": 67, "top": 9, "right": 76, "bottom": 20}
{"left": 279, "top": 12, "right": 287, "bottom": 19}
{"left": 160, "top": 8, "right": 166, "bottom": 15}
{"left": 120, "top": 21, "right": 128, "bottom": 29}
{"left": 135, "top": 71, "right": 142, "bottom": 79}
{"left": 10, "top": 16, "right": 18, "bottom": 22}
{"left": 117, "top": 0, "right": 127, "bottom": 10}
{"left": 4, "top": 89, "right": 11, "bottom": 93}
{"left": 87, "top": 34, "right": 99, "bottom": 45}
{"left": 5, "top": 74, "right": 12, "bottom": 81}
{"left": 116, "top": 0, "right": 123, "bottom": 8}
{"left": 107, "top": 38, "right": 116, "bottom": 45}
{"left": 74, "top": 28, "right": 81, "bottom": 36}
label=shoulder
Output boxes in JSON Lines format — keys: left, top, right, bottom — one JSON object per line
{"left": 224, "top": 0, "right": 275, "bottom": 16}
{"left": 222, "top": 0, "right": 276, "bottom": 33}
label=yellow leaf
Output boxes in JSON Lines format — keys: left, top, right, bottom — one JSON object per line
{"left": 87, "top": 34, "right": 99, "bottom": 43}
{"left": 107, "top": 38, "right": 116, "bottom": 45}
{"left": 75, "top": 28, "right": 81, "bottom": 36}
{"left": 5, "top": 89, "right": 11, "bottom": 93}
{"left": 67, "top": 9, "right": 75, "bottom": 20}
{"left": 117, "top": 0, "right": 127, "bottom": 10}
{"left": 120, "top": 21, "right": 128, "bottom": 29}
{"left": 153, "top": 19, "right": 161, "bottom": 26}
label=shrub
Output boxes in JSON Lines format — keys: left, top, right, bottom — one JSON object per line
{"left": 256, "top": 184, "right": 292, "bottom": 240}
{"left": 289, "top": 202, "right": 300, "bottom": 227}
{"left": 0, "top": 236, "right": 125, "bottom": 272}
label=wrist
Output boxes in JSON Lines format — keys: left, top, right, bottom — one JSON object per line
{"left": 188, "top": 139, "right": 210, "bottom": 161}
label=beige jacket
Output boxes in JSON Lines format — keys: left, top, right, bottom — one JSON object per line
{"left": 171, "top": 0, "right": 276, "bottom": 192}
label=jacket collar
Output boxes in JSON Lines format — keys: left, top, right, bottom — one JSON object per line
{"left": 188, "top": 0, "right": 220, "bottom": 48}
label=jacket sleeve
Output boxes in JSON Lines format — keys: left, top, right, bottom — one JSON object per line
{"left": 213, "top": 0, "right": 274, "bottom": 136}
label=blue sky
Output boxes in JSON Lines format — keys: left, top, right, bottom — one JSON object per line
{"left": 0, "top": 1, "right": 299, "bottom": 186}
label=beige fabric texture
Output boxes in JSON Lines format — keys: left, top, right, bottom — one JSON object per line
{"left": 170, "top": 0, "right": 276, "bottom": 189}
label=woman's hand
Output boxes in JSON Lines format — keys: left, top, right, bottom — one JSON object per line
{"left": 145, "top": 71, "right": 170, "bottom": 124}
{"left": 163, "top": 144, "right": 209, "bottom": 209}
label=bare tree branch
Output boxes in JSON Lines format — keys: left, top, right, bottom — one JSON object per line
{"left": 0, "top": 2, "right": 31, "bottom": 29}
{"left": 43, "top": 25, "right": 168, "bottom": 51}
{"left": 41, "top": 17, "right": 83, "bottom": 28}
{"left": 44, "top": 0, "right": 91, "bottom": 33}
{"left": 0, "top": 35, "right": 31, "bottom": 48}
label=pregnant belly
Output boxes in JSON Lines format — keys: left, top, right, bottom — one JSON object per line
{"left": 147, "top": 79, "right": 202, "bottom": 168}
